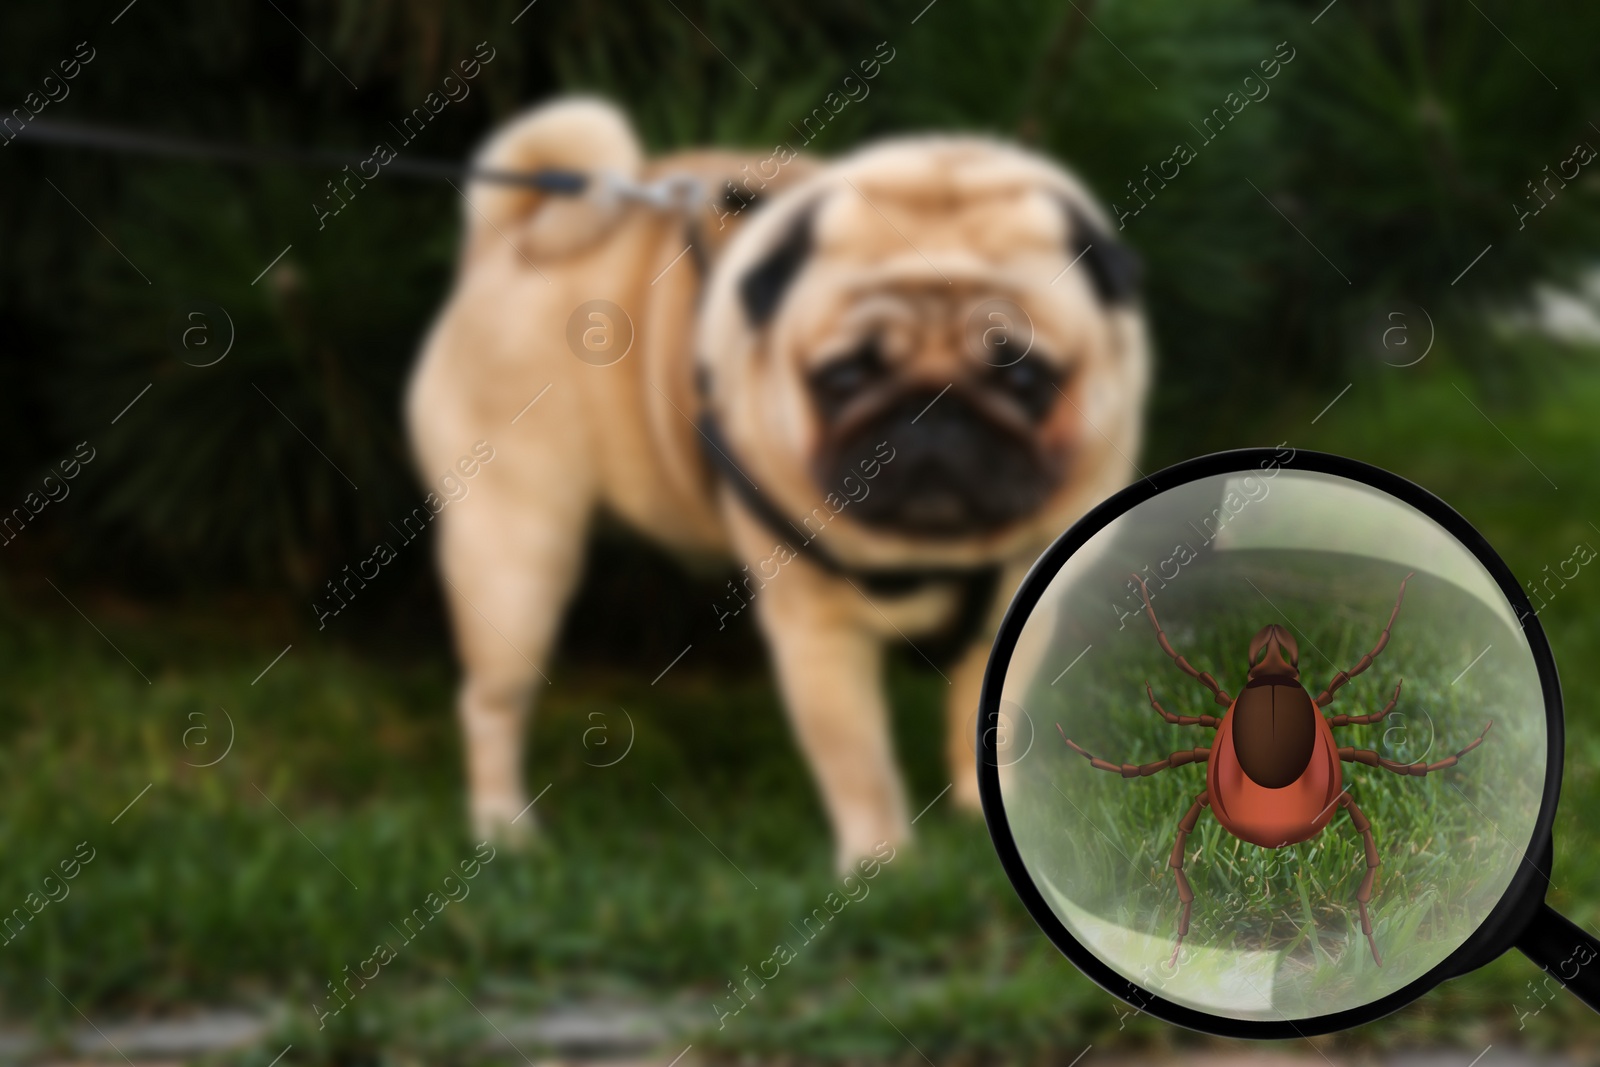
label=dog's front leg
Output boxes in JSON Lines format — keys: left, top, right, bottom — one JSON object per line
{"left": 747, "top": 560, "right": 911, "bottom": 873}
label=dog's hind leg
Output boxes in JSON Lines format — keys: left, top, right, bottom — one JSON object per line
{"left": 947, "top": 635, "right": 991, "bottom": 813}
{"left": 946, "top": 563, "right": 1022, "bottom": 813}
{"left": 436, "top": 476, "right": 591, "bottom": 845}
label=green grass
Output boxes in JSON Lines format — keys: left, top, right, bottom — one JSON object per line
{"left": 6, "top": 359, "right": 1600, "bottom": 1063}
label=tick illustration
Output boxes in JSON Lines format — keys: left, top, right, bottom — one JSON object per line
{"left": 1058, "top": 573, "right": 1492, "bottom": 966}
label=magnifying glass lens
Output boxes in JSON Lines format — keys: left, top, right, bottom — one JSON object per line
{"left": 988, "top": 461, "right": 1551, "bottom": 1026}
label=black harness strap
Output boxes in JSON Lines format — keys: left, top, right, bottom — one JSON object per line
{"left": 697, "top": 413, "right": 1001, "bottom": 668}
{"left": 918, "top": 566, "right": 1002, "bottom": 669}
{"left": 685, "top": 216, "right": 711, "bottom": 281}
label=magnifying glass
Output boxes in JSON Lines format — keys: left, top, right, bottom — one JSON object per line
{"left": 977, "top": 447, "right": 1597, "bottom": 1037}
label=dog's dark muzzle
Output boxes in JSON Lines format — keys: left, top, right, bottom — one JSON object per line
{"left": 816, "top": 387, "right": 1060, "bottom": 538}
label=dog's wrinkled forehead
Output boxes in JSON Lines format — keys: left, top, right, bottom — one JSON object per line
{"left": 737, "top": 169, "right": 1141, "bottom": 328}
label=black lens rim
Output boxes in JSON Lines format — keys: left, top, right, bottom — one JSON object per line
{"left": 977, "top": 447, "right": 1564, "bottom": 1039}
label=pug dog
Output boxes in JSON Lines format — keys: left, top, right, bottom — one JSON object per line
{"left": 408, "top": 97, "right": 1150, "bottom": 871}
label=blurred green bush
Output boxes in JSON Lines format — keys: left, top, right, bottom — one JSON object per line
{"left": 1, "top": 0, "right": 1596, "bottom": 598}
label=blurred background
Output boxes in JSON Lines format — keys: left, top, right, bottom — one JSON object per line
{"left": 2, "top": 0, "right": 1599, "bottom": 1062}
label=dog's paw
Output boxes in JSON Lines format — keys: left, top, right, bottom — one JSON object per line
{"left": 833, "top": 826, "right": 910, "bottom": 877}
{"left": 471, "top": 798, "right": 540, "bottom": 850}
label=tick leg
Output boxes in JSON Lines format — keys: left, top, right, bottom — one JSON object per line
{"left": 1146, "top": 682, "right": 1221, "bottom": 728}
{"left": 1168, "top": 791, "right": 1210, "bottom": 967}
{"left": 1339, "top": 794, "right": 1383, "bottom": 966}
{"left": 1056, "top": 723, "right": 1210, "bottom": 777}
{"left": 1315, "top": 573, "right": 1413, "bottom": 709}
{"left": 1338, "top": 720, "right": 1493, "bottom": 776}
{"left": 1130, "top": 573, "right": 1232, "bottom": 708}
{"left": 1328, "top": 680, "right": 1403, "bottom": 728}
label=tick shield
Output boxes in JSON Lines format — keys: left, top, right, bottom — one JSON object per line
{"left": 978, "top": 449, "right": 1587, "bottom": 1038}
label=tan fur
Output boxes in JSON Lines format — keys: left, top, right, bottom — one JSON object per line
{"left": 408, "top": 98, "right": 1150, "bottom": 870}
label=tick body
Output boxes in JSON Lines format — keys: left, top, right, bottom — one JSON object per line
{"left": 1058, "top": 573, "right": 1492, "bottom": 967}
{"left": 1209, "top": 679, "right": 1342, "bottom": 848}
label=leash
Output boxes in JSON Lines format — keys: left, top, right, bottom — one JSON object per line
{"left": 698, "top": 412, "right": 1001, "bottom": 668}
{"left": 7, "top": 117, "right": 705, "bottom": 208}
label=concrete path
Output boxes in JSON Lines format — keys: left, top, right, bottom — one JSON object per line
{"left": 3, "top": 1007, "right": 1583, "bottom": 1066}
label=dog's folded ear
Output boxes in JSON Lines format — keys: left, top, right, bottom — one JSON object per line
{"left": 462, "top": 96, "right": 643, "bottom": 265}
{"left": 738, "top": 203, "right": 818, "bottom": 327}
{"left": 1064, "top": 201, "right": 1142, "bottom": 306}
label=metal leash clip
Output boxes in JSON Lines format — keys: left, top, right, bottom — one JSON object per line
{"left": 597, "top": 169, "right": 705, "bottom": 214}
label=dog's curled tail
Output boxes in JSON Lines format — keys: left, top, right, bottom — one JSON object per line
{"left": 461, "top": 96, "right": 642, "bottom": 265}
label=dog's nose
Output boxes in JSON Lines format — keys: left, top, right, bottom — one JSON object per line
{"left": 819, "top": 389, "right": 1056, "bottom": 538}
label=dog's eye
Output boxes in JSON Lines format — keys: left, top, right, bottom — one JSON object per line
{"left": 808, "top": 341, "right": 886, "bottom": 419}
{"left": 990, "top": 357, "right": 1064, "bottom": 420}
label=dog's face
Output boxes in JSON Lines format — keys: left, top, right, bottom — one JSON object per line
{"left": 701, "top": 137, "right": 1150, "bottom": 556}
